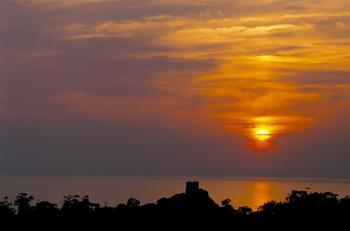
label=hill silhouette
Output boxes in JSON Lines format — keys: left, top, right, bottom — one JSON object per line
{"left": 1, "top": 181, "right": 350, "bottom": 229}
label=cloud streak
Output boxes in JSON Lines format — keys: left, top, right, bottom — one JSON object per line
{"left": 1, "top": 0, "right": 350, "bottom": 177}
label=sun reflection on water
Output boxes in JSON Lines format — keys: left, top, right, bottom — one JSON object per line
{"left": 252, "top": 181, "right": 271, "bottom": 209}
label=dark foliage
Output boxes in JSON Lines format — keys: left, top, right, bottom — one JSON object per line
{"left": 1, "top": 184, "right": 350, "bottom": 230}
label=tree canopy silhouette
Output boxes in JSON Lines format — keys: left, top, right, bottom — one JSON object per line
{"left": 0, "top": 182, "right": 349, "bottom": 230}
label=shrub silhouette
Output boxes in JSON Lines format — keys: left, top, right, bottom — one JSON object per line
{"left": 14, "top": 193, "right": 34, "bottom": 216}
{"left": 35, "top": 201, "right": 59, "bottom": 217}
{"left": 0, "top": 184, "right": 349, "bottom": 229}
{"left": 0, "top": 196, "right": 15, "bottom": 217}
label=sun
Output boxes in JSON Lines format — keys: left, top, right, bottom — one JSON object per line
{"left": 249, "top": 127, "right": 273, "bottom": 149}
{"left": 253, "top": 127, "right": 272, "bottom": 142}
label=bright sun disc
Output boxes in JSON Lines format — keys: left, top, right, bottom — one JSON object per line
{"left": 253, "top": 128, "right": 272, "bottom": 141}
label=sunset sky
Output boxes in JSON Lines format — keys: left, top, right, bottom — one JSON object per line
{"left": 1, "top": 0, "right": 350, "bottom": 178}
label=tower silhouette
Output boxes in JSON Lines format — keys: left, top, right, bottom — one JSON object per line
{"left": 186, "top": 181, "right": 199, "bottom": 194}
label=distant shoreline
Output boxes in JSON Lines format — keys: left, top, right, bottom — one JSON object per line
{"left": 1, "top": 176, "right": 350, "bottom": 210}
{"left": 0, "top": 181, "right": 349, "bottom": 229}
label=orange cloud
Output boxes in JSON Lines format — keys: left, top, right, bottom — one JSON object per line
{"left": 10, "top": 0, "right": 350, "bottom": 149}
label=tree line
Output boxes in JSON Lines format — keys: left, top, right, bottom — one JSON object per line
{"left": 0, "top": 188, "right": 350, "bottom": 229}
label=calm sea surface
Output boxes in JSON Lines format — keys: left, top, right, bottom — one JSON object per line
{"left": 1, "top": 175, "right": 350, "bottom": 210}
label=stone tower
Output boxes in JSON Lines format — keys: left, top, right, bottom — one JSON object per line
{"left": 186, "top": 181, "right": 199, "bottom": 194}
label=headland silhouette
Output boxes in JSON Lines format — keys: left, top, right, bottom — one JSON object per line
{"left": 1, "top": 181, "right": 349, "bottom": 229}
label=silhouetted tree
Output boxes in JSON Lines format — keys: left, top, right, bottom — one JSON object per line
{"left": 127, "top": 198, "right": 140, "bottom": 208}
{"left": 61, "top": 195, "right": 95, "bottom": 216}
{"left": 0, "top": 183, "right": 349, "bottom": 230}
{"left": 35, "top": 201, "right": 59, "bottom": 217}
{"left": 0, "top": 196, "right": 15, "bottom": 217}
{"left": 237, "top": 206, "right": 252, "bottom": 215}
{"left": 221, "top": 198, "right": 231, "bottom": 207}
{"left": 14, "top": 193, "right": 34, "bottom": 216}
{"left": 259, "top": 201, "right": 283, "bottom": 216}
{"left": 221, "top": 198, "right": 234, "bottom": 212}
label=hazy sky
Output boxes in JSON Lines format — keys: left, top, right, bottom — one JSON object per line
{"left": 1, "top": 0, "right": 350, "bottom": 178}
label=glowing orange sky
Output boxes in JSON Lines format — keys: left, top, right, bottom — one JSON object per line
{"left": 146, "top": 2, "right": 350, "bottom": 148}
{"left": 1, "top": 0, "right": 350, "bottom": 176}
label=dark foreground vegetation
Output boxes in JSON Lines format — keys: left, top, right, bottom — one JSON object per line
{"left": 1, "top": 181, "right": 350, "bottom": 230}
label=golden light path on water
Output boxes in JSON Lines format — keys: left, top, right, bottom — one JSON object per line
{"left": 1, "top": 176, "right": 350, "bottom": 210}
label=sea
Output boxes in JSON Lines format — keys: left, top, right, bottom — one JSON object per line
{"left": 1, "top": 175, "right": 350, "bottom": 210}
